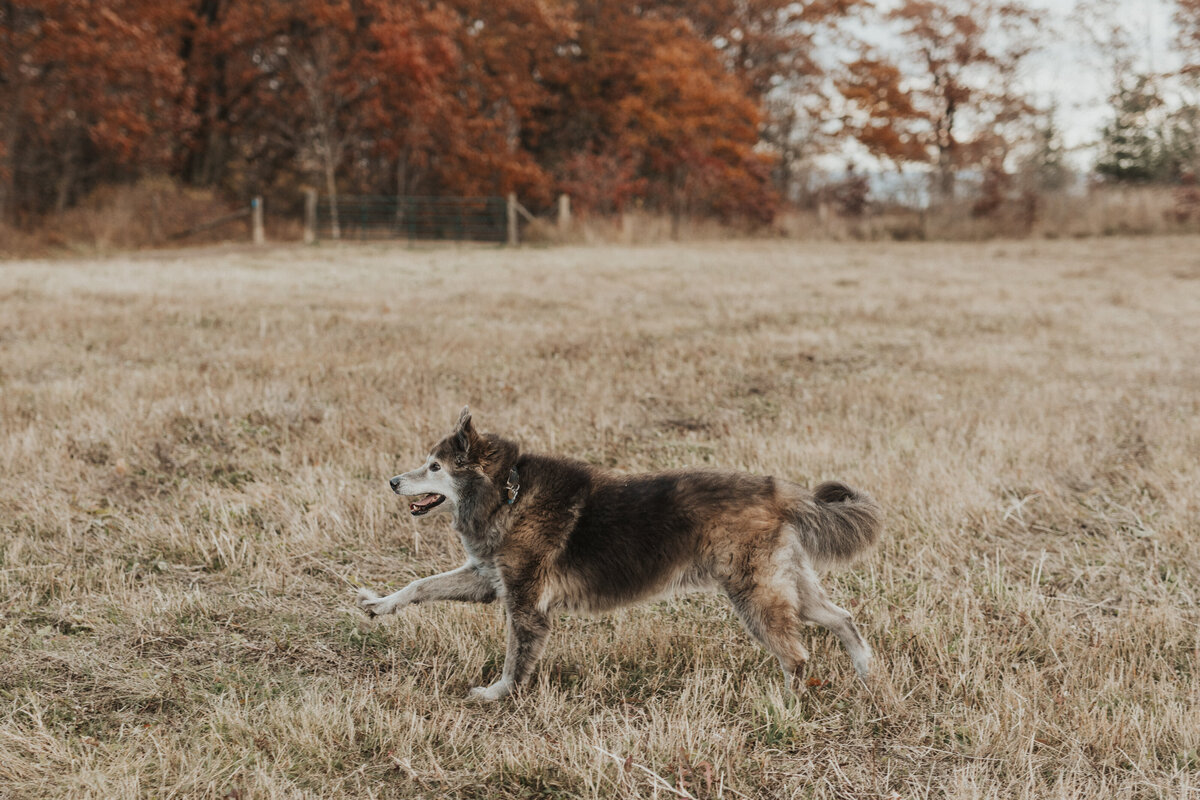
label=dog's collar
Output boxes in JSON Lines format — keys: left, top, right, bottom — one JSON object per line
{"left": 505, "top": 467, "right": 520, "bottom": 505}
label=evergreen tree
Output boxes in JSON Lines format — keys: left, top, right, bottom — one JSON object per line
{"left": 1159, "top": 98, "right": 1200, "bottom": 180}
{"left": 1096, "top": 76, "right": 1166, "bottom": 183}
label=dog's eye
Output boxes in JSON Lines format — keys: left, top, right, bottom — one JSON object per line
{"left": 429, "top": 462, "right": 441, "bottom": 472}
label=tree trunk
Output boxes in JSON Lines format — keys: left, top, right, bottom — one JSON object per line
{"left": 54, "top": 132, "right": 81, "bottom": 214}
{"left": 670, "top": 170, "right": 685, "bottom": 241}
{"left": 0, "top": 85, "right": 22, "bottom": 223}
{"left": 180, "top": 0, "right": 227, "bottom": 187}
{"left": 323, "top": 143, "right": 340, "bottom": 240}
{"left": 937, "top": 149, "right": 956, "bottom": 203}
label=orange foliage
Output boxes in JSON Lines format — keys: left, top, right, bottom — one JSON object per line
{"left": 0, "top": 0, "right": 1008, "bottom": 225}
{"left": 839, "top": 0, "right": 1040, "bottom": 201}
{"left": 839, "top": 58, "right": 929, "bottom": 164}
{"left": 0, "top": 1, "right": 190, "bottom": 216}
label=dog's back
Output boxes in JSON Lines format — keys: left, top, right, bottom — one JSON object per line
{"left": 519, "top": 457, "right": 881, "bottom": 615}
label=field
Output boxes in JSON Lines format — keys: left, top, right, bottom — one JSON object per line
{"left": 1, "top": 237, "right": 1198, "bottom": 799}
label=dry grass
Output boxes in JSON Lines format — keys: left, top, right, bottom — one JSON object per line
{"left": 0, "top": 178, "right": 252, "bottom": 258}
{"left": 1, "top": 237, "right": 1199, "bottom": 799}
{"left": 776, "top": 186, "right": 1200, "bottom": 242}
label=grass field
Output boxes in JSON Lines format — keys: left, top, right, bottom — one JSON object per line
{"left": 1, "top": 238, "right": 1198, "bottom": 799}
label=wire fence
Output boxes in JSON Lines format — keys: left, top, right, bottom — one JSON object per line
{"left": 315, "top": 196, "right": 508, "bottom": 242}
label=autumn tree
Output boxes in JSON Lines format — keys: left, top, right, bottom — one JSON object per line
{"left": 840, "top": 0, "right": 1042, "bottom": 204}
{"left": 619, "top": 18, "right": 773, "bottom": 230}
{"left": 838, "top": 58, "right": 930, "bottom": 166}
{"left": 0, "top": 1, "right": 189, "bottom": 220}
{"left": 3, "top": 0, "right": 803, "bottom": 227}
{"left": 1178, "top": 0, "right": 1200, "bottom": 72}
{"left": 421, "top": 0, "right": 572, "bottom": 203}
{"left": 531, "top": 2, "right": 776, "bottom": 225}
{"left": 658, "top": 0, "right": 870, "bottom": 196}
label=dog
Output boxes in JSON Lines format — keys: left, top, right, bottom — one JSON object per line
{"left": 357, "top": 407, "right": 881, "bottom": 702}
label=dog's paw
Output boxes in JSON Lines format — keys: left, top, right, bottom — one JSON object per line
{"left": 466, "top": 680, "right": 512, "bottom": 703}
{"left": 852, "top": 649, "right": 872, "bottom": 681}
{"left": 356, "top": 588, "right": 388, "bottom": 617}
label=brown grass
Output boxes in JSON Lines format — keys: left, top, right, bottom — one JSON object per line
{"left": 1, "top": 237, "right": 1199, "bottom": 798}
{"left": 776, "top": 186, "right": 1200, "bottom": 242}
{"left": 0, "top": 178, "right": 251, "bottom": 258}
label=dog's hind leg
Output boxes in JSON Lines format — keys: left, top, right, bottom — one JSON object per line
{"left": 795, "top": 563, "right": 872, "bottom": 679}
{"left": 723, "top": 577, "right": 811, "bottom": 692}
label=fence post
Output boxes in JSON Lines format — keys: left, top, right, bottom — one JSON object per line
{"left": 303, "top": 189, "right": 317, "bottom": 244}
{"left": 557, "top": 194, "right": 571, "bottom": 232}
{"left": 506, "top": 192, "right": 519, "bottom": 246}
{"left": 150, "top": 193, "right": 163, "bottom": 244}
{"left": 252, "top": 196, "right": 265, "bottom": 245}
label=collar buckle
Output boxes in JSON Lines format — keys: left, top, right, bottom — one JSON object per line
{"left": 505, "top": 467, "right": 520, "bottom": 505}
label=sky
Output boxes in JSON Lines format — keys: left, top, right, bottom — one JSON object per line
{"left": 1025, "top": 0, "right": 1181, "bottom": 160}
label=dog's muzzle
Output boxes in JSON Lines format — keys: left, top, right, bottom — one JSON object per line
{"left": 390, "top": 475, "right": 446, "bottom": 515}
{"left": 407, "top": 493, "right": 446, "bottom": 516}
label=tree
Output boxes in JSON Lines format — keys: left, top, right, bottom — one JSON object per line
{"left": 1096, "top": 76, "right": 1169, "bottom": 183}
{"left": 1178, "top": 0, "right": 1200, "bottom": 72}
{"left": 618, "top": 18, "right": 774, "bottom": 230}
{"left": 1018, "top": 106, "right": 1072, "bottom": 193}
{"left": 840, "top": 0, "right": 1042, "bottom": 203}
{"left": 838, "top": 57, "right": 930, "bottom": 165}
{"left": 659, "top": 0, "right": 869, "bottom": 196}
{"left": 530, "top": 2, "right": 776, "bottom": 225}
{"left": 422, "top": 0, "right": 571, "bottom": 203}
{"left": 179, "top": 1, "right": 467, "bottom": 212}
{"left": 3, "top": 0, "right": 794, "bottom": 227}
{"left": 0, "top": 1, "right": 190, "bottom": 220}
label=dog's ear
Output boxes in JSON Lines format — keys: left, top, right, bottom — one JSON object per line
{"left": 453, "top": 405, "right": 477, "bottom": 458}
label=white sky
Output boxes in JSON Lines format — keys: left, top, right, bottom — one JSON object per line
{"left": 1024, "top": 0, "right": 1181, "bottom": 159}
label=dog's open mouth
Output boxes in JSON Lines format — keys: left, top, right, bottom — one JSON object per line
{"left": 409, "top": 493, "right": 445, "bottom": 516}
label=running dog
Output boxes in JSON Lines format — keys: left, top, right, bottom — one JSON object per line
{"left": 357, "top": 407, "right": 881, "bottom": 702}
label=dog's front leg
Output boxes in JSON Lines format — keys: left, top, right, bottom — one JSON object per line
{"left": 357, "top": 561, "right": 496, "bottom": 617}
{"left": 468, "top": 601, "right": 550, "bottom": 702}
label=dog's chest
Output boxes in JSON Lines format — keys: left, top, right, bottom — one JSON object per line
{"left": 455, "top": 521, "right": 502, "bottom": 561}
{"left": 472, "top": 559, "right": 505, "bottom": 599}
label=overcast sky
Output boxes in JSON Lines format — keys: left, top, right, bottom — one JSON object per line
{"left": 1026, "top": 0, "right": 1181, "bottom": 158}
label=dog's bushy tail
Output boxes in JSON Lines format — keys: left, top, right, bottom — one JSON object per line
{"left": 789, "top": 481, "right": 882, "bottom": 566}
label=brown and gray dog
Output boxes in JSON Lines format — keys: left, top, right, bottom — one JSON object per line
{"left": 357, "top": 407, "right": 881, "bottom": 702}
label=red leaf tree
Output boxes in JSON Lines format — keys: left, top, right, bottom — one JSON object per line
{"left": 0, "top": 1, "right": 190, "bottom": 218}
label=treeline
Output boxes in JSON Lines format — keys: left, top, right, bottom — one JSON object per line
{"left": 1, "top": 0, "right": 1199, "bottom": 229}
{"left": 0, "top": 0, "right": 810, "bottom": 223}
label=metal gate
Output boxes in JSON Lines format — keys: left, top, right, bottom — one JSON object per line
{"left": 315, "top": 196, "right": 508, "bottom": 242}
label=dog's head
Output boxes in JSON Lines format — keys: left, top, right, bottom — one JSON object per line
{"left": 389, "top": 406, "right": 516, "bottom": 518}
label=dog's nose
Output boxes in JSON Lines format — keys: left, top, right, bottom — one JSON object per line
{"left": 389, "top": 476, "right": 402, "bottom": 491}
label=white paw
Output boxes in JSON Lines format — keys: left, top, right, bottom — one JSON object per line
{"left": 357, "top": 588, "right": 401, "bottom": 617}
{"left": 466, "top": 680, "right": 512, "bottom": 703}
{"left": 852, "top": 650, "right": 872, "bottom": 680}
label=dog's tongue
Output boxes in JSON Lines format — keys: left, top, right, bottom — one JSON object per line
{"left": 412, "top": 494, "right": 441, "bottom": 508}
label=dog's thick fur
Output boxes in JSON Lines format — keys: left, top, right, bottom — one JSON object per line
{"left": 358, "top": 407, "right": 881, "bottom": 702}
